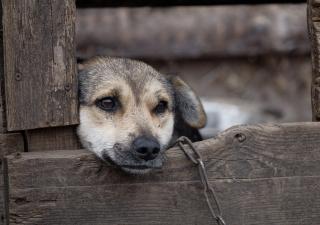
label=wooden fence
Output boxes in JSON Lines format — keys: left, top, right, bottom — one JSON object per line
{"left": 0, "top": 0, "right": 319, "bottom": 224}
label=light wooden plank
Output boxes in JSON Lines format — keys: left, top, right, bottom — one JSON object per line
{"left": 2, "top": 0, "right": 78, "bottom": 131}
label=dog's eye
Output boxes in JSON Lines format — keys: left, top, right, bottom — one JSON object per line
{"left": 96, "top": 97, "right": 118, "bottom": 112}
{"left": 154, "top": 101, "right": 168, "bottom": 115}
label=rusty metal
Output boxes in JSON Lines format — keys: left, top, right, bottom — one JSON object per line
{"left": 175, "top": 136, "right": 226, "bottom": 225}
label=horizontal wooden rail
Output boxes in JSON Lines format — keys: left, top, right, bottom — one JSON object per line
{"left": 3, "top": 122, "right": 320, "bottom": 224}
{"left": 76, "top": 0, "right": 306, "bottom": 7}
{"left": 77, "top": 5, "right": 308, "bottom": 60}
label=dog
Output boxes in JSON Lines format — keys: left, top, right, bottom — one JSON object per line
{"left": 77, "top": 57, "right": 206, "bottom": 174}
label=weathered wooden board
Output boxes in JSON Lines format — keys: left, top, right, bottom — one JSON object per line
{"left": 0, "top": 133, "right": 24, "bottom": 225}
{"left": 76, "top": 0, "right": 305, "bottom": 7}
{"left": 77, "top": 5, "right": 308, "bottom": 60}
{"left": 0, "top": 133, "right": 24, "bottom": 158}
{"left": 0, "top": 2, "right": 6, "bottom": 133}
{"left": 308, "top": 0, "right": 320, "bottom": 121}
{"left": 5, "top": 177, "right": 320, "bottom": 225}
{"left": 25, "top": 126, "right": 81, "bottom": 152}
{"left": 4, "top": 123, "right": 320, "bottom": 225}
{"left": 2, "top": 0, "right": 78, "bottom": 131}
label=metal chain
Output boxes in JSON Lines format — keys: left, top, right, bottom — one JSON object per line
{"left": 175, "top": 136, "right": 226, "bottom": 225}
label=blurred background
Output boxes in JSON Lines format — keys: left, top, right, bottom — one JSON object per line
{"left": 76, "top": 4, "right": 310, "bottom": 138}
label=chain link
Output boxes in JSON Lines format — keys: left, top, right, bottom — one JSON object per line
{"left": 175, "top": 136, "right": 226, "bottom": 225}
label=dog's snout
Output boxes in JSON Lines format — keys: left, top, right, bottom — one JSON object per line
{"left": 133, "top": 137, "right": 160, "bottom": 161}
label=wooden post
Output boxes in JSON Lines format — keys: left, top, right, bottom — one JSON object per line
{"left": 308, "top": 0, "right": 320, "bottom": 121}
{"left": 3, "top": 123, "right": 320, "bottom": 224}
{"left": 0, "top": 1, "right": 25, "bottom": 224}
{"left": 2, "top": 0, "right": 78, "bottom": 131}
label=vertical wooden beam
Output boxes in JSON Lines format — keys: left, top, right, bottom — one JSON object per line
{"left": 2, "top": 0, "right": 78, "bottom": 131}
{"left": 0, "top": 1, "right": 26, "bottom": 224}
{"left": 0, "top": 133, "right": 24, "bottom": 225}
{"left": 0, "top": 1, "right": 5, "bottom": 133}
{"left": 308, "top": 0, "right": 320, "bottom": 121}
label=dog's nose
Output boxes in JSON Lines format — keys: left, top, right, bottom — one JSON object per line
{"left": 133, "top": 137, "right": 160, "bottom": 161}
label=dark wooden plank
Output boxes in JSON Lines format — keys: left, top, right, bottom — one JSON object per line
{"left": 2, "top": 0, "right": 78, "bottom": 131}
{"left": 77, "top": 5, "right": 308, "bottom": 60}
{"left": 0, "top": 133, "right": 24, "bottom": 158}
{"left": 308, "top": 0, "right": 320, "bottom": 120}
{"left": 5, "top": 177, "right": 320, "bottom": 225}
{"left": 76, "top": 0, "right": 306, "bottom": 8}
{"left": 0, "top": 133, "right": 24, "bottom": 225}
{"left": 0, "top": 1, "right": 6, "bottom": 133}
{"left": 25, "top": 126, "right": 81, "bottom": 152}
{"left": 4, "top": 123, "right": 320, "bottom": 224}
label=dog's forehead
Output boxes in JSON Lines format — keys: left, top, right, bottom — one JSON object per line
{"left": 79, "top": 57, "right": 173, "bottom": 104}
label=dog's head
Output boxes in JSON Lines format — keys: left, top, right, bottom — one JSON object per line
{"left": 77, "top": 57, "right": 206, "bottom": 174}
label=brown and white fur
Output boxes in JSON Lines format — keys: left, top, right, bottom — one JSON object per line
{"left": 77, "top": 57, "right": 206, "bottom": 174}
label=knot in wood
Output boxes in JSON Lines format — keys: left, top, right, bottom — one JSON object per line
{"left": 15, "top": 73, "right": 22, "bottom": 81}
{"left": 235, "top": 133, "right": 246, "bottom": 143}
{"left": 64, "top": 84, "right": 71, "bottom": 92}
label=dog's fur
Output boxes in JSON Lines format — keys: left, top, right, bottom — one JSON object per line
{"left": 77, "top": 57, "right": 206, "bottom": 174}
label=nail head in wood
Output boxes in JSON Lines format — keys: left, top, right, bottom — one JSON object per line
{"left": 14, "top": 73, "right": 22, "bottom": 81}
{"left": 234, "top": 133, "right": 246, "bottom": 142}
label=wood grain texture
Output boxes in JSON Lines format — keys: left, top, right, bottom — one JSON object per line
{"left": 2, "top": 0, "right": 78, "bottom": 131}
{"left": 4, "top": 123, "right": 320, "bottom": 225}
{"left": 0, "top": 133, "right": 24, "bottom": 158}
{"left": 25, "top": 126, "right": 81, "bottom": 152}
{"left": 76, "top": 0, "right": 305, "bottom": 7}
{"left": 0, "top": 2, "right": 6, "bottom": 133}
{"left": 0, "top": 133, "right": 24, "bottom": 225}
{"left": 77, "top": 5, "right": 308, "bottom": 60}
{"left": 308, "top": 0, "right": 320, "bottom": 120}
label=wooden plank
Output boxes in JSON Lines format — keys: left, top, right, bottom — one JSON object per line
{"left": 76, "top": 0, "right": 306, "bottom": 8}
{"left": 0, "top": 133, "right": 24, "bottom": 158}
{"left": 25, "top": 126, "right": 81, "bottom": 152}
{"left": 0, "top": 133, "right": 24, "bottom": 225}
{"left": 5, "top": 177, "right": 320, "bottom": 225}
{"left": 0, "top": 1, "right": 6, "bottom": 133}
{"left": 77, "top": 5, "right": 309, "bottom": 60}
{"left": 6, "top": 122, "right": 320, "bottom": 186}
{"left": 4, "top": 122, "right": 320, "bottom": 224}
{"left": 2, "top": 0, "right": 78, "bottom": 131}
{"left": 308, "top": 0, "right": 320, "bottom": 120}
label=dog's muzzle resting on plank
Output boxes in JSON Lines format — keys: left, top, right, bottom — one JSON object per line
{"left": 77, "top": 57, "right": 207, "bottom": 174}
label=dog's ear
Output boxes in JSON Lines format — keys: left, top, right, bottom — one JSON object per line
{"left": 169, "top": 76, "right": 207, "bottom": 129}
